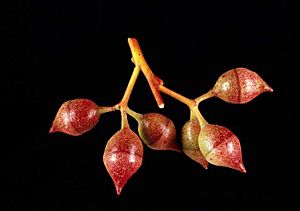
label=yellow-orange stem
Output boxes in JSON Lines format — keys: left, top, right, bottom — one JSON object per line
{"left": 128, "top": 38, "right": 164, "bottom": 108}
{"left": 126, "top": 107, "right": 142, "bottom": 121}
{"left": 120, "top": 65, "right": 141, "bottom": 107}
{"left": 159, "top": 85, "right": 196, "bottom": 109}
{"left": 158, "top": 84, "right": 208, "bottom": 128}
{"left": 120, "top": 110, "right": 129, "bottom": 129}
{"left": 195, "top": 90, "right": 215, "bottom": 105}
{"left": 119, "top": 60, "right": 141, "bottom": 129}
{"left": 191, "top": 107, "right": 208, "bottom": 128}
{"left": 98, "top": 106, "right": 117, "bottom": 114}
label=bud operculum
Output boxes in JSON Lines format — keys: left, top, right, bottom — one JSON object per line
{"left": 198, "top": 124, "right": 246, "bottom": 173}
{"left": 103, "top": 127, "right": 143, "bottom": 195}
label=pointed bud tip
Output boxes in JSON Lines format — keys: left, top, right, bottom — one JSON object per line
{"left": 239, "top": 163, "right": 247, "bottom": 173}
{"left": 116, "top": 186, "right": 123, "bottom": 196}
{"left": 264, "top": 84, "right": 273, "bottom": 92}
{"left": 49, "top": 126, "right": 56, "bottom": 134}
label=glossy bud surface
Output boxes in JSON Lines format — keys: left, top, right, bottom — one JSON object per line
{"left": 212, "top": 67, "right": 273, "bottom": 104}
{"left": 198, "top": 124, "right": 246, "bottom": 173}
{"left": 103, "top": 127, "right": 143, "bottom": 195}
{"left": 138, "top": 113, "right": 180, "bottom": 152}
{"left": 49, "top": 99, "right": 100, "bottom": 136}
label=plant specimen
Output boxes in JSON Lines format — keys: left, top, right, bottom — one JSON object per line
{"left": 50, "top": 38, "right": 273, "bottom": 195}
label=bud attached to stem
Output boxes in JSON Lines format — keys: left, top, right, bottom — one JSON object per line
{"left": 198, "top": 124, "right": 246, "bottom": 173}
{"left": 49, "top": 99, "right": 100, "bottom": 136}
{"left": 212, "top": 68, "right": 273, "bottom": 104}
{"left": 103, "top": 127, "right": 143, "bottom": 195}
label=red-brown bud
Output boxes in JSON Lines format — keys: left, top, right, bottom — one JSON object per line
{"left": 137, "top": 113, "right": 180, "bottom": 152}
{"left": 181, "top": 118, "right": 208, "bottom": 169}
{"left": 103, "top": 127, "right": 143, "bottom": 195}
{"left": 49, "top": 99, "right": 100, "bottom": 136}
{"left": 198, "top": 124, "right": 246, "bottom": 173}
{"left": 212, "top": 67, "right": 273, "bottom": 104}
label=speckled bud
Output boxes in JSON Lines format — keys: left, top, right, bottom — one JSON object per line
{"left": 181, "top": 118, "right": 208, "bottom": 169}
{"left": 198, "top": 124, "right": 246, "bottom": 173}
{"left": 212, "top": 67, "right": 273, "bottom": 104}
{"left": 138, "top": 113, "right": 180, "bottom": 152}
{"left": 49, "top": 99, "right": 100, "bottom": 136}
{"left": 103, "top": 127, "right": 143, "bottom": 195}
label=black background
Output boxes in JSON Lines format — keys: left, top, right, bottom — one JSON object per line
{"left": 2, "top": 0, "right": 299, "bottom": 210}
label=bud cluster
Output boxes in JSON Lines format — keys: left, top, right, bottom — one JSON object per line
{"left": 49, "top": 38, "right": 273, "bottom": 195}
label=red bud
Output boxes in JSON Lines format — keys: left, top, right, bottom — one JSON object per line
{"left": 181, "top": 118, "right": 208, "bottom": 169}
{"left": 198, "top": 124, "right": 246, "bottom": 173}
{"left": 49, "top": 99, "right": 100, "bottom": 136}
{"left": 103, "top": 127, "right": 143, "bottom": 195}
{"left": 137, "top": 113, "right": 180, "bottom": 152}
{"left": 212, "top": 67, "right": 273, "bottom": 104}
